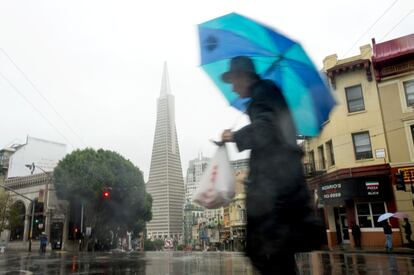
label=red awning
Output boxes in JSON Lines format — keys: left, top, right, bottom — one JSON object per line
{"left": 372, "top": 33, "right": 414, "bottom": 62}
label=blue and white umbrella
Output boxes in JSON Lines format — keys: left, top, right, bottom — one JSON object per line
{"left": 198, "top": 13, "right": 336, "bottom": 137}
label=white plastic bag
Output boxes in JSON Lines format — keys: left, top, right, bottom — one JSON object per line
{"left": 192, "top": 145, "right": 236, "bottom": 209}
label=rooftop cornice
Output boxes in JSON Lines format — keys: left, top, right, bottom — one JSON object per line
{"left": 326, "top": 59, "right": 372, "bottom": 89}
{"left": 5, "top": 172, "right": 52, "bottom": 189}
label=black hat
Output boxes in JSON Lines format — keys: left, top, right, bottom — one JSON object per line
{"left": 221, "top": 56, "right": 258, "bottom": 83}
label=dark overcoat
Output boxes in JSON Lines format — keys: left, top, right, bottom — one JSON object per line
{"left": 233, "top": 79, "right": 321, "bottom": 257}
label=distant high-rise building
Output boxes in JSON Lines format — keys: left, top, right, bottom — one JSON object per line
{"left": 231, "top": 159, "right": 249, "bottom": 173}
{"left": 146, "top": 63, "right": 185, "bottom": 240}
{"left": 185, "top": 153, "right": 210, "bottom": 202}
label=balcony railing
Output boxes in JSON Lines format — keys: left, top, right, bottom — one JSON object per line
{"left": 303, "top": 161, "right": 327, "bottom": 177}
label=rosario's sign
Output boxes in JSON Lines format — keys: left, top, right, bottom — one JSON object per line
{"left": 321, "top": 183, "right": 342, "bottom": 200}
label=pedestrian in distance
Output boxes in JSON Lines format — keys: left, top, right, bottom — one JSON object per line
{"left": 383, "top": 221, "right": 393, "bottom": 252}
{"left": 39, "top": 232, "right": 47, "bottom": 254}
{"left": 402, "top": 218, "right": 413, "bottom": 247}
{"left": 351, "top": 222, "right": 362, "bottom": 248}
{"left": 221, "top": 56, "right": 324, "bottom": 275}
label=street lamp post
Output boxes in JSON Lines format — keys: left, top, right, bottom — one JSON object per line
{"left": 0, "top": 184, "right": 36, "bottom": 252}
{"left": 25, "top": 163, "right": 52, "bottom": 242}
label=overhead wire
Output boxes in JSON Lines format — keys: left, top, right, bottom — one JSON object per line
{"left": 342, "top": 0, "right": 400, "bottom": 58}
{"left": 0, "top": 71, "right": 75, "bottom": 149}
{"left": 381, "top": 7, "right": 414, "bottom": 40}
{"left": 0, "top": 48, "right": 86, "bottom": 147}
{"left": 316, "top": 0, "right": 413, "bottom": 153}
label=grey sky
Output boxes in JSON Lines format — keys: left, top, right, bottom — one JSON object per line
{"left": 0, "top": 0, "right": 413, "bottom": 181}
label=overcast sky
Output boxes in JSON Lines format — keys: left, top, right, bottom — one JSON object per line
{"left": 0, "top": 0, "right": 413, "bottom": 181}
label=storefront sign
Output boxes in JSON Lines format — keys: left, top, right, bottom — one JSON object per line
{"left": 399, "top": 167, "right": 414, "bottom": 183}
{"left": 365, "top": 181, "right": 379, "bottom": 195}
{"left": 319, "top": 177, "right": 390, "bottom": 205}
{"left": 321, "top": 183, "right": 342, "bottom": 199}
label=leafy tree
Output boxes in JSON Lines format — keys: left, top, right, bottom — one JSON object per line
{"left": 144, "top": 239, "right": 155, "bottom": 251}
{"left": 54, "top": 148, "right": 152, "bottom": 250}
{"left": 153, "top": 239, "right": 164, "bottom": 251}
{"left": 0, "top": 190, "right": 12, "bottom": 232}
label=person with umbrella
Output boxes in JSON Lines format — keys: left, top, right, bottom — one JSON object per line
{"left": 383, "top": 221, "right": 393, "bottom": 252}
{"left": 199, "top": 13, "right": 334, "bottom": 274}
{"left": 221, "top": 56, "right": 322, "bottom": 274}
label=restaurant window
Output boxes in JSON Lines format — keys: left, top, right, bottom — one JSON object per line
{"left": 318, "top": 145, "right": 325, "bottom": 169}
{"left": 345, "top": 85, "right": 365, "bottom": 113}
{"left": 352, "top": 131, "right": 373, "bottom": 160}
{"left": 404, "top": 80, "right": 414, "bottom": 107}
{"left": 356, "top": 202, "right": 386, "bottom": 228}
{"left": 326, "top": 140, "right": 335, "bottom": 166}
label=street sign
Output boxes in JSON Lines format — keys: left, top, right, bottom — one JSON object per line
{"left": 375, "top": 148, "right": 385, "bottom": 158}
{"left": 164, "top": 239, "right": 173, "bottom": 249}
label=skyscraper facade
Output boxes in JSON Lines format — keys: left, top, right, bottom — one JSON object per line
{"left": 146, "top": 64, "right": 185, "bottom": 240}
{"left": 185, "top": 154, "right": 210, "bottom": 203}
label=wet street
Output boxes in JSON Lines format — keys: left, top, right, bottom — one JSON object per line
{"left": 0, "top": 251, "right": 414, "bottom": 274}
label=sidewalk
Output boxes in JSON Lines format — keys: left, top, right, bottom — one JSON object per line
{"left": 326, "top": 245, "right": 414, "bottom": 255}
{"left": 2, "top": 241, "right": 69, "bottom": 253}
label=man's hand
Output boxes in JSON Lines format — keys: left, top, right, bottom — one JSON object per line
{"left": 221, "top": 129, "right": 234, "bottom": 142}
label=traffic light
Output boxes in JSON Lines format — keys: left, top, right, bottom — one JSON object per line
{"left": 102, "top": 187, "right": 111, "bottom": 199}
{"left": 395, "top": 173, "right": 406, "bottom": 191}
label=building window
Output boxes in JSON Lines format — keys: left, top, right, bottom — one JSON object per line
{"left": 241, "top": 209, "right": 246, "bottom": 222}
{"left": 404, "top": 80, "right": 414, "bottom": 107}
{"left": 318, "top": 145, "right": 325, "bottom": 169}
{"left": 345, "top": 85, "right": 365, "bottom": 113}
{"left": 309, "top": 150, "right": 315, "bottom": 172}
{"left": 356, "top": 202, "right": 386, "bottom": 228}
{"left": 352, "top": 132, "right": 373, "bottom": 160}
{"left": 411, "top": 125, "right": 414, "bottom": 145}
{"left": 326, "top": 140, "right": 335, "bottom": 166}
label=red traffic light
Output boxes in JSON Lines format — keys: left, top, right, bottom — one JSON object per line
{"left": 102, "top": 187, "right": 112, "bottom": 199}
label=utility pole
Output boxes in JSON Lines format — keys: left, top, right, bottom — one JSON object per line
{"left": 25, "top": 163, "right": 52, "bottom": 244}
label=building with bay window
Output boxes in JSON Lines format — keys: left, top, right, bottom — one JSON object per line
{"left": 304, "top": 43, "right": 403, "bottom": 248}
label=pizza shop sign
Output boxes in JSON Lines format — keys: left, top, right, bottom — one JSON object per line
{"left": 365, "top": 181, "right": 379, "bottom": 196}
{"left": 321, "top": 183, "right": 342, "bottom": 199}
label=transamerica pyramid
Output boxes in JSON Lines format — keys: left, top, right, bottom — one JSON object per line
{"left": 146, "top": 63, "right": 185, "bottom": 240}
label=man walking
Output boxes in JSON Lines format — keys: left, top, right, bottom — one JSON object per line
{"left": 221, "top": 56, "right": 323, "bottom": 274}
{"left": 383, "top": 221, "right": 393, "bottom": 252}
{"left": 39, "top": 232, "right": 48, "bottom": 253}
{"left": 402, "top": 218, "right": 413, "bottom": 246}
{"left": 351, "top": 223, "right": 361, "bottom": 248}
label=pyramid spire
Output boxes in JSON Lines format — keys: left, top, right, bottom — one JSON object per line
{"left": 160, "top": 62, "right": 171, "bottom": 96}
{"left": 147, "top": 63, "right": 184, "bottom": 240}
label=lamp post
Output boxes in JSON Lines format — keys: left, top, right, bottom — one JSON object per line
{"left": 0, "top": 184, "right": 35, "bottom": 252}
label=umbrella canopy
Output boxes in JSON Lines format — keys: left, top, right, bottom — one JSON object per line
{"left": 393, "top": 212, "right": 409, "bottom": 219}
{"left": 378, "top": 213, "right": 394, "bottom": 223}
{"left": 198, "top": 13, "right": 336, "bottom": 137}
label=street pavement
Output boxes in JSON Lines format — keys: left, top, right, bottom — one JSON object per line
{"left": 0, "top": 250, "right": 414, "bottom": 274}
